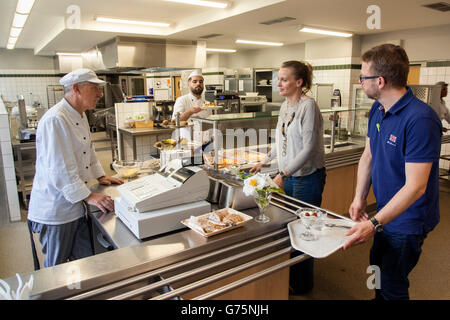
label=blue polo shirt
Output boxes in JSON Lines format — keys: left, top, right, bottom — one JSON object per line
{"left": 367, "top": 87, "right": 442, "bottom": 235}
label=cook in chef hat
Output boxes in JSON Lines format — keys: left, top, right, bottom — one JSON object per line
{"left": 188, "top": 69, "right": 204, "bottom": 81}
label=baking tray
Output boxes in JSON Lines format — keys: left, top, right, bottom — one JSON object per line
{"left": 181, "top": 208, "right": 253, "bottom": 238}
{"left": 287, "top": 217, "right": 356, "bottom": 258}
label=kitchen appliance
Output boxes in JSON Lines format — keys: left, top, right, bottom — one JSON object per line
{"left": 331, "top": 89, "right": 341, "bottom": 107}
{"left": 152, "top": 101, "right": 174, "bottom": 123}
{"left": 218, "top": 179, "right": 257, "bottom": 210}
{"left": 16, "top": 95, "right": 38, "bottom": 142}
{"left": 213, "top": 91, "right": 240, "bottom": 114}
{"left": 114, "top": 197, "right": 211, "bottom": 239}
{"left": 311, "top": 83, "right": 334, "bottom": 109}
{"left": 206, "top": 175, "right": 222, "bottom": 203}
{"left": 205, "top": 84, "right": 224, "bottom": 102}
{"left": 224, "top": 69, "right": 237, "bottom": 92}
{"left": 409, "top": 84, "right": 442, "bottom": 116}
{"left": 237, "top": 68, "right": 254, "bottom": 96}
{"left": 239, "top": 94, "right": 267, "bottom": 112}
{"left": 116, "top": 160, "right": 210, "bottom": 213}
{"left": 119, "top": 75, "right": 147, "bottom": 97}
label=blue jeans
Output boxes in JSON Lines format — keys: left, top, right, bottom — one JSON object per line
{"left": 370, "top": 229, "right": 426, "bottom": 300}
{"left": 283, "top": 167, "right": 327, "bottom": 207}
{"left": 285, "top": 168, "right": 327, "bottom": 294}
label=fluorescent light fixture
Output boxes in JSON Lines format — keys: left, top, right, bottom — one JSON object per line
{"left": 206, "top": 48, "right": 236, "bottom": 53}
{"left": 299, "top": 26, "right": 353, "bottom": 38}
{"left": 16, "top": 0, "right": 35, "bottom": 14}
{"left": 166, "top": 0, "right": 229, "bottom": 9}
{"left": 236, "top": 39, "right": 283, "bottom": 46}
{"left": 8, "top": 37, "right": 18, "bottom": 45}
{"left": 10, "top": 27, "right": 23, "bottom": 38}
{"left": 96, "top": 16, "right": 171, "bottom": 27}
{"left": 12, "top": 13, "right": 28, "bottom": 28}
{"left": 7, "top": 43, "right": 15, "bottom": 50}
{"left": 56, "top": 52, "right": 82, "bottom": 56}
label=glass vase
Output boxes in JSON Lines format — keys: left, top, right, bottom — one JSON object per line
{"left": 254, "top": 189, "right": 271, "bottom": 223}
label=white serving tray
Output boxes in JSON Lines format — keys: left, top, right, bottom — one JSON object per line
{"left": 287, "top": 218, "right": 356, "bottom": 258}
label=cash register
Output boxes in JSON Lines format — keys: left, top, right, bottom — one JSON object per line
{"left": 114, "top": 159, "right": 211, "bottom": 239}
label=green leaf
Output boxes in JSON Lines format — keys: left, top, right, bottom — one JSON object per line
{"left": 264, "top": 187, "right": 286, "bottom": 194}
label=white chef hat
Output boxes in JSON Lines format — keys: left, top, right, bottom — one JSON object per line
{"left": 188, "top": 70, "right": 204, "bottom": 81}
{"left": 60, "top": 68, "right": 106, "bottom": 87}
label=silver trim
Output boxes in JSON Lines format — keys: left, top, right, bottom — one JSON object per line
{"left": 110, "top": 236, "right": 290, "bottom": 300}
{"left": 68, "top": 229, "right": 286, "bottom": 300}
{"left": 193, "top": 253, "right": 309, "bottom": 300}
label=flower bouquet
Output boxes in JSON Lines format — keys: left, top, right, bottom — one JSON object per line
{"left": 242, "top": 173, "right": 285, "bottom": 223}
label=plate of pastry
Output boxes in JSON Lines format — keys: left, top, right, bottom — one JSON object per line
{"left": 181, "top": 208, "right": 253, "bottom": 237}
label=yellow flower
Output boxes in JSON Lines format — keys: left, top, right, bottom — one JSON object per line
{"left": 249, "top": 178, "right": 258, "bottom": 187}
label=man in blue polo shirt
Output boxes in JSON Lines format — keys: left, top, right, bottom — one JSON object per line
{"left": 343, "top": 44, "right": 442, "bottom": 300}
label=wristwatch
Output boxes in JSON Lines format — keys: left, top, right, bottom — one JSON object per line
{"left": 279, "top": 171, "right": 288, "bottom": 180}
{"left": 370, "top": 217, "right": 384, "bottom": 232}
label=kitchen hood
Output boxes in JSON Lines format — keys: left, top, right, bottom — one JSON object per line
{"left": 81, "top": 36, "right": 206, "bottom": 73}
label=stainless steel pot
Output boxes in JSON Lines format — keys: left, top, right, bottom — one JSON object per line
{"left": 218, "top": 179, "right": 257, "bottom": 210}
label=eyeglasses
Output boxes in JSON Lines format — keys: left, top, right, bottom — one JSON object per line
{"left": 359, "top": 75, "right": 379, "bottom": 83}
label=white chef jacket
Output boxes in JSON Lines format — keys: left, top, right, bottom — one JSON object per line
{"left": 28, "top": 98, "right": 105, "bottom": 225}
{"left": 437, "top": 99, "right": 450, "bottom": 124}
{"left": 171, "top": 93, "right": 212, "bottom": 140}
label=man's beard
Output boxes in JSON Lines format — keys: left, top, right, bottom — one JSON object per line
{"left": 191, "top": 87, "right": 203, "bottom": 95}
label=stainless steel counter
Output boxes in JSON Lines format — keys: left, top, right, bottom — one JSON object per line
{"left": 118, "top": 126, "right": 175, "bottom": 137}
{"left": 1, "top": 177, "right": 302, "bottom": 299}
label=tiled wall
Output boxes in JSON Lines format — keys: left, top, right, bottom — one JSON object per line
{"left": 308, "top": 57, "right": 361, "bottom": 108}
{"left": 115, "top": 102, "right": 172, "bottom": 161}
{"left": 0, "top": 99, "right": 20, "bottom": 222}
{"left": 0, "top": 70, "right": 62, "bottom": 109}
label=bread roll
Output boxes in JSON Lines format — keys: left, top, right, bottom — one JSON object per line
{"left": 180, "top": 121, "right": 187, "bottom": 126}
{"left": 162, "top": 119, "right": 169, "bottom": 125}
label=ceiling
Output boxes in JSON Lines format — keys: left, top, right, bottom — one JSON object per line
{"left": 1, "top": 0, "right": 450, "bottom": 55}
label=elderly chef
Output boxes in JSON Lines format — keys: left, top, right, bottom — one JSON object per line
{"left": 171, "top": 70, "right": 213, "bottom": 141}
{"left": 28, "top": 68, "right": 123, "bottom": 268}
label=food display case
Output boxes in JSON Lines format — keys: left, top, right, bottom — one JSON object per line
{"left": 191, "top": 112, "right": 279, "bottom": 170}
{"left": 320, "top": 107, "right": 371, "bottom": 152}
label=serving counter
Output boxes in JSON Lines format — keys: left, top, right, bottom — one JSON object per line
{"left": 3, "top": 186, "right": 313, "bottom": 300}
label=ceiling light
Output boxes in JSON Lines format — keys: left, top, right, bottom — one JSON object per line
{"left": 236, "top": 39, "right": 283, "bottom": 46}
{"left": 7, "top": 43, "right": 15, "bottom": 50}
{"left": 56, "top": 52, "right": 82, "bottom": 56}
{"left": 16, "top": 0, "right": 35, "bottom": 14}
{"left": 12, "top": 13, "right": 28, "bottom": 28}
{"left": 166, "top": 0, "right": 229, "bottom": 9}
{"left": 10, "top": 27, "right": 23, "bottom": 38}
{"left": 299, "top": 26, "right": 353, "bottom": 38}
{"left": 206, "top": 48, "right": 236, "bottom": 53}
{"left": 95, "top": 16, "right": 171, "bottom": 27}
{"left": 8, "top": 37, "right": 18, "bottom": 45}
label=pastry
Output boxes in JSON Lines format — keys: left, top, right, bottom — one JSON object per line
{"left": 162, "top": 119, "right": 169, "bottom": 125}
{"left": 209, "top": 209, "right": 229, "bottom": 222}
{"left": 223, "top": 213, "right": 244, "bottom": 225}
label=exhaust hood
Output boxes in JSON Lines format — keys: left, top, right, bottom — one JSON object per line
{"left": 81, "top": 36, "right": 206, "bottom": 73}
